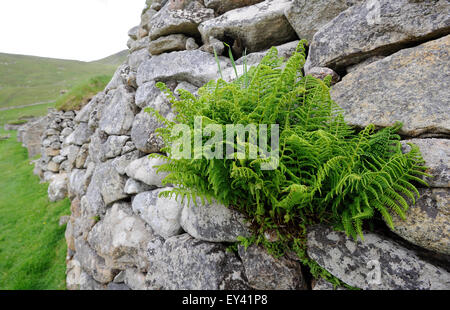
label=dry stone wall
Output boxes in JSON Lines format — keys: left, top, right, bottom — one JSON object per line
{"left": 24, "top": 0, "right": 450, "bottom": 290}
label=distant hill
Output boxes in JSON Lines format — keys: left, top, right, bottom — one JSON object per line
{"left": 0, "top": 52, "right": 122, "bottom": 109}
{"left": 91, "top": 50, "right": 128, "bottom": 66}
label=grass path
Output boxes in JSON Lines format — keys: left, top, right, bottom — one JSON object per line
{"left": 0, "top": 129, "right": 70, "bottom": 290}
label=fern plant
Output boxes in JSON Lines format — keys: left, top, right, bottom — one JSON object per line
{"left": 146, "top": 40, "right": 429, "bottom": 242}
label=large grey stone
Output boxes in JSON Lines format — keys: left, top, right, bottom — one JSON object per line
{"left": 235, "top": 40, "right": 299, "bottom": 66}
{"left": 127, "top": 49, "right": 151, "bottom": 72}
{"left": 238, "top": 245, "right": 307, "bottom": 290}
{"left": 131, "top": 110, "right": 165, "bottom": 154}
{"left": 137, "top": 50, "right": 230, "bottom": 87}
{"left": 123, "top": 268, "right": 151, "bottom": 290}
{"left": 148, "top": 1, "right": 215, "bottom": 40}
{"left": 146, "top": 233, "right": 249, "bottom": 289}
{"left": 285, "top": 0, "right": 362, "bottom": 43}
{"left": 205, "top": 0, "right": 264, "bottom": 14}
{"left": 305, "top": 0, "right": 450, "bottom": 71}
{"left": 99, "top": 86, "right": 137, "bottom": 135}
{"left": 124, "top": 178, "right": 154, "bottom": 195}
{"left": 125, "top": 156, "right": 169, "bottom": 187}
{"left": 307, "top": 225, "right": 450, "bottom": 290}
{"left": 74, "top": 238, "right": 117, "bottom": 284}
{"left": 199, "top": 0, "right": 297, "bottom": 53}
{"left": 68, "top": 169, "right": 87, "bottom": 199}
{"left": 148, "top": 34, "right": 190, "bottom": 55}
{"left": 111, "top": 150, "right": 142, "bottom": 175}
{"left": 64, "top": 122, "right": 94, "bottom": 146}
{"left": 401, "top": 139, "right": 449, "bottom": 188}
{"left": 48, "top": 173, "right": 68, "bottom": 202}
{"left": 74, "top": 92, "right": 105, "bottom": 124}
{"left": 132, "top": 188, "right": 184, "bottom": 239}
{"left": 389, "top": 188, "right": 450, "bottom": 256}
{"left": 331, "top": 36, "right": 450, "bottom": 137}
{"left": 88, "top": 202, "right": 154, "bottom": 271}
{"left": 180, "top": 197, "right": 252, "bottom": 242}
{"left": 87, "top": 160, "right": 128, "bottom": 207}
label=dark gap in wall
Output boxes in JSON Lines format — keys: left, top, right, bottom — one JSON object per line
{"left": 222, "top": 34, "right": 244, "bottom": 60}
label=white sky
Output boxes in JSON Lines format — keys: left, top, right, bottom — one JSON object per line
{"left": 0, "top": 0, "right": 144, "bottom": 61}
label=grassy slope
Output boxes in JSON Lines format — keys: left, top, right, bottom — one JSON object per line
{"left": 92, "top": 50, "right": 129, "bottom": 66}
{"left": 0, "top": 102, "right": 55, "bottom": 127}
{"left": 0, "top": 53, "right": 120, "bottom": 109}
{"left": 0, "top": 129, "right": 70, "bottom": 290}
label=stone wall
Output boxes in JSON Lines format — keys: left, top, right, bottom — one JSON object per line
{"left": 28, "top": 0, "right": 449, "bottom": 290}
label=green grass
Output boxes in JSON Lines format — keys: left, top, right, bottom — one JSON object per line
{"left": 0, "top": 103, "right": 55, "bottom": 127}
{"left": 0, "top": 129, "right": 70, "bottom": 290}
{"left": 55, "top": 75, "right": 111, "bottom": 111}
{"left": 0, "top": 52, "right": 120, "bottom": 109}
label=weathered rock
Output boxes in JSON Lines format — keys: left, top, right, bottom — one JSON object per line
{"left": 305, "top": 67, "right": 340, "bottom": 85}
{"left": 128, "top": 26, "right": 140, "bottom": 40}
{"left": 132, "top": 188, "right": 184, "bottom": 239}
{"left": 125, "top": 156, "right": 169, "bottom": 187}
{"left": 331, "top": 36, "right": 450, "bottom": 137}
{"left": 47, "top": 161, "right": 60, "bottom": 173}
{"left": 124, "top": 178, "right": 154, "bottom": 195}
{"left": 88, "top": 202, "right": 153, "bottom": 271}
{"left": 123, "top": 268, "right": 151, "bottom": 290}
{"left": 74, "top": 92, "right": 105, "bottom": 124}
{"left": 401, "top": 139, "right": 449, "bottom": 188}
{"left": 205, "top": 0, "right": 264, "bottom": 14}
{"left": 185, "top": 37, "right": 199, "bottom": 50}
{"left": 305, "top": 0, "right": 450, "bottom": 71}
{"left": 64, "top": 122, "right": 94, "bottom": 146}
{"left": 137, "top": 50, "right": 230, "bottom": 87}
{"left": 60, "top": 127, "right": 73, "bottom": 138}
{"left": 75, "top": 144, "right": 89, "bottom": 169}
{"left": 149, "top": 34, "right": 189, "bottom": 55}
{"left": 199, "top": 37, "right": 225, "bottom": 55}
{"left": 146, "top": 233, "right": 249, "bottom": 289}
{"left": 127, "top": 49, "right": 150, "bottom": 72}
{"left": 87, "top": 160, "right": 128, "bottom": 207}
{"left": 111, "top": 150, "right": 142, "bottom": 175}
{"left": 17, "top": 117, "right": 47, "bottom": 158}
{"left": 48, "top": 173, "right": 68, "bottom": 202}
{"left": 60, "top": 144, "right": 80, "bottom": 167}
{"left": 235, "top": 40, "right": 299, "bottom": 66}
{"left": 174, "top": 81, "right": 198, "bottom": 97}
{"left": 307, "top": 225, "right": 450, "bottom": 290}
{"left": 102, "top": 135, "right": 130, "bottom": 160}
{"left": 106, "top": 283, "right": 131, "bottom": 290}
{"left": 148, "top": 1, "right": 215, "bottom": 40}
{"left": 74, "top": 238, "right": 117, "bottom": 284}
{"left": 199, "top": 0, "right": 297, "bottom": 53}
{"left": 135, "top": 81, "right": 164, "bottom": 109}
{"left": 180, "top": 197, "right": 252, "bottom": 242}
{"left": 131, "top": 110, "right": 165, "bottom": 154}
{"left": 52, "top": 155, "right": 66, "bottom": 164}
{"left": 59, "top": 215, "right": 70, "bottom": 226}
{"left": 389, "top": 188, "right": 450, "bottom": 256}
{"left": 285, "top": 0, "right": 362, "bottom": 43}
{"left": 99, "top": 86, "right": 137, "bottom": 135}
{"left": 238, "top": 245, "right": 307, "bottom": 290}
{"left": 130, "top": 37, "right": 151, "bottom": 53}
{"left": 68, "top": 169, "right": 87, "bottom": 199}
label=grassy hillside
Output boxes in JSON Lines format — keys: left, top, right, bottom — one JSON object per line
{"left": 0, "top": 52, "right": 118, "bottom": 109}
{"left": 92, "top": 50, "right": 128, "bottom": 66}
{"left": 55, "top": 75, "right": 111, "bottom": 111}
{"left": 0, "top": 128, "right": 70, "bottom": 290}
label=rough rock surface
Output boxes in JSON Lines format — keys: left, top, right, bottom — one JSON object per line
{"left": 146, "top": 234, "right": 249, "bottom": 289}
{"left": 48, "top": 173, "right": 68, "bottom": 202}
{"left": 125, "top": 156, "right": 169, "bottom": 187}
{"left": 148, "top": 34, "right": 190, "bottom": 55}
{"left": 149, "top": 1, "right": 215, "bottom": 40}
{"left": 199, "top": 0, "right": 297, "bottom": 53}
{"left": 305, "top": 0, "right": 450, "bottom": 71}
{"left": 238, "top": 245, "right": 307, "bottom": 290}
{"left": 401, "top": 139, "right": 449, "bottom": 188}
{"left": 137, "top": 50, "right": 230, "bottom": 87}
{"left": 307, "top": 225, "right": 450, "bottom": 290}
{"left": 132, "top": 188, "right": 184, "bottom": 239}
{"left": 131, "top": 111, "right": 164, "bottom": 154}
{"left": 205, "top": 0, "right": 264, "bottom": 14}
{"left": 17, "top": 117, "right": 47, "bottom": 158}
{"left": 180, "top": 198, "right": 252, "bottom": 242}
{"left": 389, "top": 188, "right": 450, "bottom": 256}
{"left": 98, "top": 86, "right": 137, "bottom": 135}
{"left": 331, "top": 36, "right": 450, "bottom": 137}
{"left": 285, "top": 0, "right": 362, "bottom": 42}
{"left": 87, "top": 203, "right": 153, "bottom": 271}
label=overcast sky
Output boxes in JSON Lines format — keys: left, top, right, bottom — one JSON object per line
{"left": 0, "top": 0, "right": 144, "bottom": 61}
